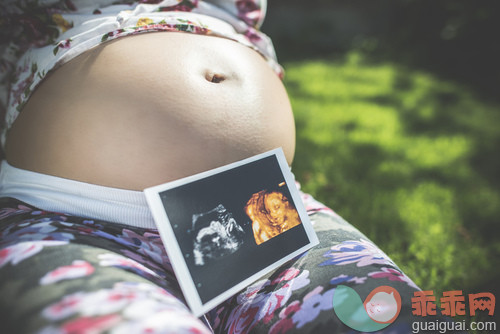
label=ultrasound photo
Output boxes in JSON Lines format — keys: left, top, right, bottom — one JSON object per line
{"left": 144, "top": 149, "right": 318, "bottom": 316}
{"left": 191, "top": 204, "right": 245, "bottom": 266}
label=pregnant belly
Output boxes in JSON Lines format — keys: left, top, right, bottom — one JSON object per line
{"left": 5, "top": 32, "right": 295, "bottom": 190}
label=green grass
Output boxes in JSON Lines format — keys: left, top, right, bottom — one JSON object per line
{"left": 286, "top": 52, "right": 500, "bottom": 301}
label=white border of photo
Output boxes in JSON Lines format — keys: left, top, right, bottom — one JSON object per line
{"left": 144, "top": 148, "right": 318, "bottom": 316}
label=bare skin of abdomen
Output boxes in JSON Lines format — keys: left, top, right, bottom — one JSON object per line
{"left": 5, "top": 32, "right": 296, "bottom": 190}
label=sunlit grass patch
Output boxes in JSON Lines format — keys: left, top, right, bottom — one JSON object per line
{"left": 286, "top": 52, "right": 500, "bottom": 296}
{"left": 402, "top": 135, "right": 472, "bottom": 169}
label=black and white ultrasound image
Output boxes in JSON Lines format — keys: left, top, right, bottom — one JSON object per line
{"left": 191, "top": 204, "right": 245, "bottom": 266}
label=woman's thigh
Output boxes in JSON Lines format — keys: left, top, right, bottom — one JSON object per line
{"left": 207, "top": 210, "right": 421, "bottom": 334}
{"left": 0, "top": 200, "right": 211, "bottom": 334}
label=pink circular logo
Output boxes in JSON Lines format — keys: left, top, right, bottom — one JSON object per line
{"left": 364, "top": 286, "right": 402, "bottom": 324}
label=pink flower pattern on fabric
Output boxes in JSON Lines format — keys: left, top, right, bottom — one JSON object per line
{"left": 0, "top": 204, "right": 33, "bottom": 220}
{"left": 60, "top": 314, "right": 122, "bottom": 334}
{"left": 297, "top": 185, "right": 336, "bottom": 217}
{"left": 0, "top": 240, "right": 68, "bottom": 268}
{"left": 98, "top": 252, "right": 163, "bottom": 283}
{"left": 223, "top": 268, "right": 310, "bottom": 333}
{"left": 368, "top": 266, "right": 419, "bottom": 289}
{"left": 268, "top": 301, "right": 300, "bottom": 334}
{"left": 236, "top": 0, "right": 261, "bottom": 26}
{"left": 40, "top": 282, "right": 211, "bottom": 333}
{"left": 40, "top": 260, "right": 95, "bottom": 285}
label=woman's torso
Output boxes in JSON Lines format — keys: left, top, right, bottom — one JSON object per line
{"left": 5, "top": 32, "right": 295, "bottom": 190}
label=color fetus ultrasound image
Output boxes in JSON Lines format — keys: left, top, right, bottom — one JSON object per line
{"left": 245, "top": 190, "right": 302, "bottom": 245}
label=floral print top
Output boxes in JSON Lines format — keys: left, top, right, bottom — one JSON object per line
{"left": 0, "top": 0, "right": 281, "bottom": 147}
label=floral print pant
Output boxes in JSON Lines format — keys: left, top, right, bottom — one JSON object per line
{"left": 0, "top": 195, "right": 423, "bottom": 333}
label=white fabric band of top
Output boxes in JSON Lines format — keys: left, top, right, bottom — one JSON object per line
{"left": 0, "top": 160, "right": 156, "bottom": 229}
